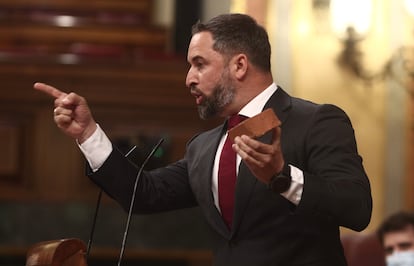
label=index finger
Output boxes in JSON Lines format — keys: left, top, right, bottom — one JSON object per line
{"left": 33, "top": 82, "right": 67, "bottom": 99}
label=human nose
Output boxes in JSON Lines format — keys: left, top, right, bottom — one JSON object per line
{"left": 185, "top": 66, "right": 197, "bottom": 88}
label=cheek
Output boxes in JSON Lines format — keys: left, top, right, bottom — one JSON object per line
{"left": 199, "top": 71, "right": 220, "bottom": 95}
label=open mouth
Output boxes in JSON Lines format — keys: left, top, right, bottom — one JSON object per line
{"left": 195, "top": 95, "right": 204, "bottom": 105}
{"left": 190, "top": 88, "right": 204, "bottom": 105}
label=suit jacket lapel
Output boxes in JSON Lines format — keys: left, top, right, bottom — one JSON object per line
{"left": 264, "top": 86, "right": 291, "bottom": 125}
{"left": 231, "top": 87, "right": 292, "bottom": 235}
{"left": 195, "top": 124, "right": 231, "bottom": 238}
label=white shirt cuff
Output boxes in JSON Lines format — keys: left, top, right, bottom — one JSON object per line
{"left": 281, "top": 164, "right": 304, "bottom": 205}
{"left": 78, "top": 124, "right": 112, "bottom": 172}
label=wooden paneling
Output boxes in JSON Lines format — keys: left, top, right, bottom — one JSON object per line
{"left": 0, "top": 124, "right": 20, "bottom": 177}
{"left": 0, "top": 0, "right": 172, "bottom": 64}
{"left": 0, "top": 60, "right": 221, "bottom": 201}
{"left": 0, "top": 0, "right": 152, "bottom": 12}
{"left": 0, "top": 0, "right": 222, "bottom": 201}
{"left": 0, "top": 24, "right": 167, "bottom": 47}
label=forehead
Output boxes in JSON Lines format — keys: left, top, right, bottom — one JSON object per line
{"left": 187, "top": 31, "right": 222, "bottom": 62}
{"left": 384, "top": 226, "right": 414, "bottom": 247}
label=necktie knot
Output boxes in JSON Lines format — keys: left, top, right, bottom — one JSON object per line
{"left": 227, "top": 114, "right": 246, "bottom": 129}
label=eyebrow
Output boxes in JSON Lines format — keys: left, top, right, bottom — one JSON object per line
{"left": 384, "top": 241, "right": 414, "bottom": 254}
{"left": 188, "top": 55, "right": 204, "bottom": 63}
{"left": 398, "top": 241, "right": 414, "bottom": 249}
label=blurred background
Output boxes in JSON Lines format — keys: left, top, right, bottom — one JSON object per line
{"left": 0, "top": 0, "right": 413, "bottom": 265}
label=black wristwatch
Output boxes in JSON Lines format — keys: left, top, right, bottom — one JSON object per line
{"left": 269, "top": 163, "right": 291, "bottom": 193}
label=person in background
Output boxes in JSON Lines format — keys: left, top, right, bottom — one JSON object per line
{"left": 34, "top": 13, "right": 372, "bottom": 266}
{"left": 377, "top": 211, "right": 414, "bottom": 266}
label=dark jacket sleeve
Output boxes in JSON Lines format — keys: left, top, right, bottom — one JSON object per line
{"left": 88, "top": 146, "right": 197, "bottom": 214}
{"left": 290, "top": 103, "right": 372, "bottom": 231}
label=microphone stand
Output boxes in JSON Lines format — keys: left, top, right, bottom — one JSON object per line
{"left": 86, "top": 189, "right": 102, "bottom": 258}
{"left": 26, "top": 141, "right": 164, "bottom": 266}
{"left": 117, "top": 138, "right": 164, "bottom": 266}
{"left": 86, "top": 145, "right": 137, "bottom": 259}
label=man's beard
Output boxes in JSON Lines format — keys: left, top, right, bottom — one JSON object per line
{"left": 196, "top": 71, "right": 236, "bottom": 120}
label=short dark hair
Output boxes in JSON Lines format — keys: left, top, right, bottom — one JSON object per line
{"left": 377, "top": 211, "right": 414, "bottom": 244}
{"left": 191, "top": 13, "right": 271, "bottom": 72}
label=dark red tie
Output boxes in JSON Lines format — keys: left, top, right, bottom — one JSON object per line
{"left": 218, "top": 114, "right": 246, "bottom": 229}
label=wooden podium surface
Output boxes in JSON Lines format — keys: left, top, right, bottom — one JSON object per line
{"left": 26, "top": 239, "right": 87, "bottom": 266}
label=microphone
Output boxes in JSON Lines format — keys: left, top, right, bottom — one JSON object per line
{"left": 117, "top": 138, "right": 164, "bottom": 266}
{"left": 86, "top": 145, "right": 138, "bottom": 259}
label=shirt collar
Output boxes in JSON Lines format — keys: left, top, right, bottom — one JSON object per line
{"left": 239, "top": 83, "right": 278, "bottom": 118}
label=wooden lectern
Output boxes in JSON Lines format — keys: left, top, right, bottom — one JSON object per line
{"left": 26, "top": 238, "right": 87, "bottom": 266}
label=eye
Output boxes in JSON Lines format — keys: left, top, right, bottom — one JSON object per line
{"left": 385, "top": 246, "right": 394, "bottom": 255}
{"left": 195, "top": 61, "right": 204, "bottom": 69}
{"left": 189, "top": 57, "right": 206, "bottom": 71}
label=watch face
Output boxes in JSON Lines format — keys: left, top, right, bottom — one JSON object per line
{"left": 271, "top": 175, "right": 291, "bottom": 193}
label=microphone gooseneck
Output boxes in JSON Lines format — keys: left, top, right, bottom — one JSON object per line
{"left": 86, "top": 190, "right": 102, "bottom": 258}
{"left": 117, "top": 138, "right": 164, "bottom": 266}
{"left": 86, "top": 145, "right": 138, "bottom": 259}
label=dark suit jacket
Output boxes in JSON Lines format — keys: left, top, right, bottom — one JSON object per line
{"left": 89, "top": 87, "right": 372, "bottom": 266}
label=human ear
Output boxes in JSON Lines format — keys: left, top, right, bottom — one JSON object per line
{"left": 232, "top": 54, "right": 248, "bottom": 79}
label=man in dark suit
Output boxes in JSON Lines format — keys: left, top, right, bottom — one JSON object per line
{"left": 34, "top": 13, "right": 372, "bottom": 266}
